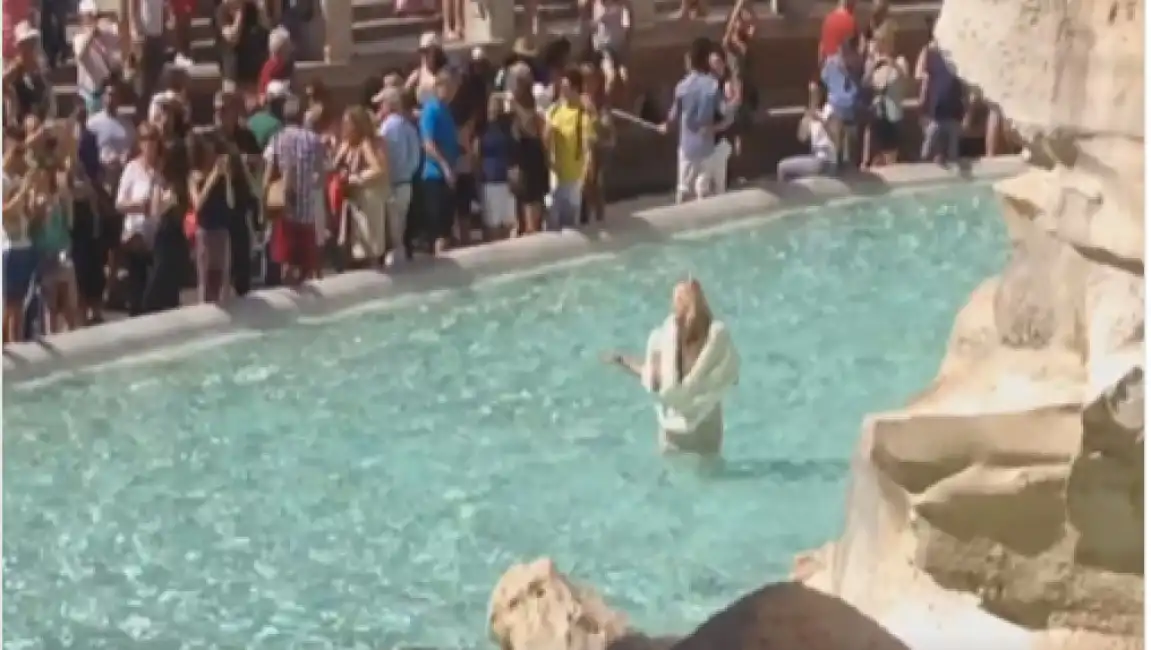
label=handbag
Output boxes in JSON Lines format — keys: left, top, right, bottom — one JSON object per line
{"left": 183, "top": 208, "right": 197, "bottom": 243}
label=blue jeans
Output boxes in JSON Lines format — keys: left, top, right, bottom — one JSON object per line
{"left": 922, "top": 119, "right": 962, "bottom": 163}
{"left": 777, "top": 155, "right": 834, "bottom": 182}
{"left": 546, "top": 182, "right": 582, "bottom": 231}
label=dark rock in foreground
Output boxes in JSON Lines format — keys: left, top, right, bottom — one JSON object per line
{"left": 490, "top": 558, "right": 907, "bottom": 650}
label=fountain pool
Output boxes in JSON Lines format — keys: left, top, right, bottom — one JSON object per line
{"left": 3, "top": 185, "right": 1006, "bottom": 649}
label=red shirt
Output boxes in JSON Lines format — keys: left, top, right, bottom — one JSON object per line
{"left": 3, "top": 0, "right": 31, "bottom": 59}
{"left": 258, "top": 55, "right": 289, "bottom": 95}
{"left": 169, "top": 0, "right": 196, "bottom": 18}
{"left": 819, "top": 6, "right": 857, "bottom": 62}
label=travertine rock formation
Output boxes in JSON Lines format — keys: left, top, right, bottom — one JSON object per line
{"left": 488, "top": 558, "right": 629, "bottom": 650}
{"left": 798, "top": 1, "right": 1145, "bottom": 648}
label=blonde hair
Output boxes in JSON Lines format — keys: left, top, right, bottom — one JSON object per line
{"left": 673, "top": 278, "right": 713, "bottom": 338}
{"left": 872, "top": 22, "right": 897, "bottom": 55}
{"left": 342, "top": 106, "right": 375, "bottom": 143}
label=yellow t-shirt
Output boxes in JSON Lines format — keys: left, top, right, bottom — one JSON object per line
{"left": 546, "top": 103, "right": 597, "bottom": 184}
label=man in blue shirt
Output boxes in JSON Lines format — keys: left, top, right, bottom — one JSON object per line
{"left": 86, "top": 82, "right": 135, "bottom": 167}
{"left": 661, "top": 38, "right": 726, "bottom": 203}
{"left": 418, "top": 69, "right": 461, "bottom": 255}
{"left": 376, "top": 86, "right": 423, "bottom": 266}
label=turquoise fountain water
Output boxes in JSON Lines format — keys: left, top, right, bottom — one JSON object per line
{"left": 3, "top": 186, "right": 1006, "bottom": 649}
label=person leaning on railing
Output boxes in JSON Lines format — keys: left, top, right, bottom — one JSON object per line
{"left": 777, "top": 82, "right": 839, "bottom": 183}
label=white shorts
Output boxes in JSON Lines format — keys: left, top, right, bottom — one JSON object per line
{"left": 481, "top": 183, "right": 515, "bottom": 229}
{"left": 676, "top": 151, "right": 710, "bottom": 203}
{"left": 121, "top": 213, "right": 156, "bottom": 244}
{"left": 706, "top": 139, "right": 733, "bottom": 194}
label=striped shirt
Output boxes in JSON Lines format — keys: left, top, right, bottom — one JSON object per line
{"left": 263, "top": 124, "right": 328, "bottom": 224}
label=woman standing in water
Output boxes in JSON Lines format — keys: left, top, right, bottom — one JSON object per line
{"left": 605, "top": 279, "right": 740, "bottom": 457}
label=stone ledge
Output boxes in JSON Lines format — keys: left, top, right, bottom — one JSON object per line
{"left": 2, "top": 158, "right": 1026, "bottom": 384}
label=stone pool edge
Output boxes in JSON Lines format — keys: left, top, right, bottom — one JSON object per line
{"left": 2, "top": 158, "right": 1025, "bottom": 383}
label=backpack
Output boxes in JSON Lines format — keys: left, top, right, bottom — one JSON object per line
{"left": 869, "top": 59, "right": 902, "bottom": 122}
{"left": 285, "top": 0, "right": 315, "bottom": 22}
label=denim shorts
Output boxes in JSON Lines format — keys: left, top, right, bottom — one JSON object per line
{"left": 3, "top": 246, "right": 38, "bottom": 303}
{"left": 546, "top": 182, "right": 582, "bottom": 231}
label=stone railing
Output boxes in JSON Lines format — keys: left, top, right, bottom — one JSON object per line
{"left": 315, "top": 0, "right": 734, "bottom": 64}
{"left": 269, "top": 0, "right": 664, "bottom": 64}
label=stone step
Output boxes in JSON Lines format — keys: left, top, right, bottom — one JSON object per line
{"left": 347, "top": 0, "right": 932, "bottom": 24}
{"left": 347, "top": 0, "right": 736, "bottom": 27}
{"left": 349, "top": 0, "right": 739, "bottom": 35}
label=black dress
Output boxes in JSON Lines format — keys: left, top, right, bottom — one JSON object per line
{"left": 509, "top": 112, "right": 549, "bottom": 205}
{"left": 70, "top": 191, "right": 106, "bottom": 305}
{"left": 217, "top": 1, "right": 269, "bottom": 85}
{"left": 142, "top": 202, "right": 191, "bottom": 314}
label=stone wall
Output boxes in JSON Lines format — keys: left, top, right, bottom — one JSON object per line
{"left": 801, "top": 0, "right": 1145, "bottom": 648}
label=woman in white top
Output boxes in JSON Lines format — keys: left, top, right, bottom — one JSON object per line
{"left": 777, "top": 82, "right": 838, "bottom": 182}
{"left": 115, "top": 122, "right": 165, "bottom": 315}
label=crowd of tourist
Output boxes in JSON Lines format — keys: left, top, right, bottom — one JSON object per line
{"left": 1, "top": 0, "right": 1007, "bottom": 344}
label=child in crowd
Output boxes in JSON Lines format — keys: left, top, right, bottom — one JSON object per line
{"left": 478, "top": 94, "right": 516, "bottom": 240}
{"left": 544, "top": 69, "right": 596, "bottom": 230}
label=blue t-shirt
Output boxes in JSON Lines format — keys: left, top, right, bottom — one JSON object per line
{"left": 670, "top": 72, "right": 722, "bottom": 162}
{"left": 418, "top": 98, "right": 460, "bottom": 181}
{"left": 479, "top": 118, "right": 512, "bottom": 184}
{"left": 821, "top": 55, "right": 859, "bottom": 123}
